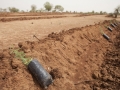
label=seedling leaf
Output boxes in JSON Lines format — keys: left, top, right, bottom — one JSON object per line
{"left": 10, "top": 48, "right": 32, "bottom": 65}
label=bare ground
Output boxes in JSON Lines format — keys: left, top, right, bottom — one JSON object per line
{"left": 0, "top": 15, "right": 119, "bottom": 49}
{"left": 0, "top": 14, "right": 120, "bottom": 90}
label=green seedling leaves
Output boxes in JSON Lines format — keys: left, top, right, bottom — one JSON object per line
{"left": 99, "top": 26, "right": 104, "bottom": 35}
{"left": 110, "top": 20, "right": 112, "bottom": 23}
{"left": 104, "top": 25, "right": 108, "bottom": 28}
{"left": 10, "top": 47, "right": 32, "bottom": 65}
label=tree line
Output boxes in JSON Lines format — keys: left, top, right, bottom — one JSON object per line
{"left": 0, "top": 2, "right": 120, "bottom": 18}
{"left": 0, "top": 2, "right": 64, "bottom": 13}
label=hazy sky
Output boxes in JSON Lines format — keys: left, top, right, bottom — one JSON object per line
{"left": 0, "top": 0, "right": 120, "bottom": 13}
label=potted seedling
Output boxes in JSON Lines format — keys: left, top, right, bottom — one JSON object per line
{"left": 113, "top": 22, "right": 118, "bottom": 26}
{"left": 100, "top": 28, "right": 110, "bottom": 40}
{"left": 113, "top": 20, "right": 118, "bottom": 26}
{"left": 110, "top": 20, "right": 116, "bottom": 28}
{"left": 104, "top": 25, "right": 112, "bottom": 32}
{"left": 11, "top": 48, "right": 53, "bottom": 89}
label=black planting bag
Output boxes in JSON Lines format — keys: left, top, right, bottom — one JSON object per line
{"left": 28, "top": 59, "right": 53, "bottom": 88}
{"left": 107, "top": 27, "right": 112, "bottom": 32}
{"left": 114, "top": 23, "right": 117, "bottom": 26}
{"left": 111, "top": 23, "right": 116, "bottom": 28}
{"left": 103, "top": 33, "right": 110, "bottom": 40}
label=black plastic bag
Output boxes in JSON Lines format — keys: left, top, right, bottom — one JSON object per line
{"left": 107, "top": 27, "right": 112, "bottom": 32}
{"left": 111, "top": 23, "right": 116, "bottom": 28}
{"left": 28, "top": 59, "right": 53, "bottom": 89}
{"left": 114, "top": 23, "right": 118, "bottom": 26}
{"left": 103, "top": 33, "right": 110, "bottom": 40}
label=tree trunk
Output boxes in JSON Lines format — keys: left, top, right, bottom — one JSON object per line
{"left": 115, "top": 13, "right": 117, "bottom": 18}
{"left": 114, "top": 9, "right": 118, "bottom": 18}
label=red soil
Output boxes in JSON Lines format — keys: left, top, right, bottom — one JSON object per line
{"left": 0, "top": 20, "right": 120, "bottom": 90}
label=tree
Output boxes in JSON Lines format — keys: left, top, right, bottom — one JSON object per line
{"left": 8, "top": 7, "right": 19, "bottom": 12}
{"left": 44, "top": 2, "right": 53, "bottom": 11}
{"left": 52, "top": 9, "right": 56, "bottom": 12}
{"left": 92, "top": 10, "right": 94, "bottom": 14}
{"left": 59, "top": 7, "right": 64, "bottom": 12}
{"left": 2, "top": 9, "right": 7, "bottom": 12}
{"left": 100, "top": 11, "right": 103, "bottom": 14}
{"left": 21, "top": 10, "right": 25, "bottom": 13}
{"left": 74, "top": 11, "right": 76, "bottom": 13}
{"left": 31, "top": 5, "right": 37, "bottom": 12}
{"left": 103, "top": 12, "right": 107, "bottom": 14}
{"left": 95, "top": 12, "right": 99, "bottom": 14}
{"left": 39, "top": 8, "right": 45, "bottom": 12}
{"left": 54, "top": 5, "right": 64, "bottom": 12}
{"left": 114, "top": 5, "right": 120, "bottom": 18}
{"left": 0, "top": 8, "right": 3, "bottom": 12}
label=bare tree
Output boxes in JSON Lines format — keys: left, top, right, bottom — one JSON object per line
{"left": 114, "top": 5, "right": 120, "bottom": 18}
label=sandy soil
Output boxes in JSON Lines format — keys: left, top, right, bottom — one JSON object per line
{"left": 0, "top": 15, "right": 118, "bottom": 49}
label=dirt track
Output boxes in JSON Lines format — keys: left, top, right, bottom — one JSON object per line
{"left": 0, "top": 15, "right": 119, "bottom": 49}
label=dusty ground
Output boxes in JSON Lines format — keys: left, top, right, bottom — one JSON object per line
{"left": 0, "top": 15, "right": 119, "bottom": 49}
{"left": 0, "top": 14, "right": 120, "bottom": 90}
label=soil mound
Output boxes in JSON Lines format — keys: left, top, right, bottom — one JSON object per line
{"left": 0, "top": 12, "right": 63, "bottom": 17}
{"left": 0, "top": 20, "right": 120, "bottom": 90}
{"left": 0, "top": 16, "right": 66, "bottom": 22}
{"left": 88, "top": 31, "right": 120, "bottom": 90}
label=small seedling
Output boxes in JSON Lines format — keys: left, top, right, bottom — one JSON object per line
{"left": 10, "top": 47, "right": 53, "bottom": 88}
{"left": 104, "top": 25, "right": 112, "bottom": 32}
{"left": 99, "top": 27, "right": 104, "bottom": 35}
{"left": 109, "top": 20, "right": 113, "bottom": 24}
{"left": 99, "top": 27, "right": 110, "bottom": 40}
{"left": 104, "top": 25, "right": 108, "bottom": 28}
{"left": 10, "top": 48, "right": 32, "bottom": 65}
{"left": 112, "top": 20, "right": 118, "bottom": 26}
{"left": 110, "top": 20, "right": 113, "bottom": 24}
{"left": 110, "top": 20, "right": 116, "bottom": 28}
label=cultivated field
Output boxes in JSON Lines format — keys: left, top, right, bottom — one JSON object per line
{"left": 0, "top": 13, "right": 120, "bottom": 90}
{"left": 0, "top": 14, "right": 120, "bottom": 49}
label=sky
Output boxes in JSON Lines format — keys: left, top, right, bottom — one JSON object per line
{"left": 0, "top": 0, "right": 120, "bottom": 13}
